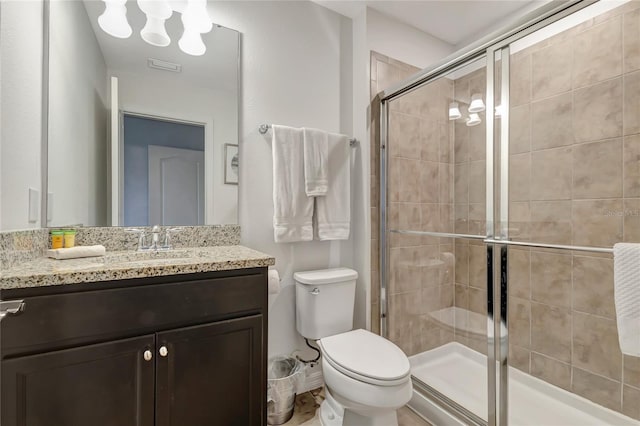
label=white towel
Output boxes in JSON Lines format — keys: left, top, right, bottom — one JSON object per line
{"left": 272, "top": 125, "right": 314, "bottom": 243}
{"left": 268, "top": 269, "right": 281, "bottom": 294}
{"left": 47, "top": 245, "right": 106, "bottom": 260}
{"left": 302, "top": 128, "right": 329, "bottom": 197}
{"left": 614, "top": 243, "right": 640, "bottom": 356}
{"left": 315, "top": 133, "right": 350, "bottom": 240}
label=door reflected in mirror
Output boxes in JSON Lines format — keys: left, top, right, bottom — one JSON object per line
{"left": 47, "top": 0, "right": 240, "bottom": 228}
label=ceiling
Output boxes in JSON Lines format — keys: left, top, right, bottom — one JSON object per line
{"left": 314, "top": 0, "right": 543, "bottom": 46}
{"left": 81, "top": 0, "right": 239, "bottom": 91}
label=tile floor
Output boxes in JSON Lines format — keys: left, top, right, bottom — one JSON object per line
{"left": 281, "top": 387, "right": 431, "bottom": 426}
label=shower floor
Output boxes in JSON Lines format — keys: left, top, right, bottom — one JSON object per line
{"left": 409, "top": 342, "right": 639, "bottom": 426}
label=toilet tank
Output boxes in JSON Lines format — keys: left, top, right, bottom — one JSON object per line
{"left": 294, "top": 268, "right": 358, "bottom": 340}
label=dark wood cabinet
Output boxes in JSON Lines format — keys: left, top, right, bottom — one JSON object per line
{"left": 2, "top": 335, "right": 155, "bottom": 426}
{"left": 1, "top": 268, "right": 268, "bottom": 426}
{"left": 156, "top": 315, "right": 263, "bottom": 426}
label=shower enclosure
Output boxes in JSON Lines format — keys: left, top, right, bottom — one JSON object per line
{"left": 376, "top": 1, "right": 640, "bottom": 424}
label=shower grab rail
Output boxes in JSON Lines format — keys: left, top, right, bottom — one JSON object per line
{"left": 258, "top": 124, "right": 358, "bottom": 147}
{"left": 389, "top": 229, "right": 614, "bottom": 253}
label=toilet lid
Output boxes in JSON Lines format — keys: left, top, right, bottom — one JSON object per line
{"left": 319, "top": 329, "right": 410, "bottom": 385}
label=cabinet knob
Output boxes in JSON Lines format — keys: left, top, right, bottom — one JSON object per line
{"left": 143, "top": 350, "right": 153, "bottom": 361}
{"left": 159, "top": 346, "right": 169, "bottom": 357}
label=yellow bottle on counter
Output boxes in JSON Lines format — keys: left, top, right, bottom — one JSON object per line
{"left": 63, "top": 229, "right": 76, "bottom": 248}
{"left": 50, "top": 230, "right": 64, "bottom": 249}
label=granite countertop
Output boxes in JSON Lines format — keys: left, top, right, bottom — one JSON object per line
{"left": 0, "top": 246, "right": 275, "bottom": 290}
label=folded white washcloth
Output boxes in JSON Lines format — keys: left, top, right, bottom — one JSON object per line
{"left": 315, "top": 132, "right": 351, "bottom": 240}
{"left": 272, "top": 125, "right": 314, "bottom": 243}
{"left": 47, "top": 245, "right": 106, "bottom": 260}
{"left": 302, "top": 128, "right": 329, "bottom": 197}
{"left": 614, "top": 243, "right": 640, "bottom": 356}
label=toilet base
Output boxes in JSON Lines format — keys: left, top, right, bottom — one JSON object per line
{"left": 319, "top": 387, "right": 399, "bottom": 426}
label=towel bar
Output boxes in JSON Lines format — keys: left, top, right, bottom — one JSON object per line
{"left": 259, "top": 124, "right": 358, "bottom": 146}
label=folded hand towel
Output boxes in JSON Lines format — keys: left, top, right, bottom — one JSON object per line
{"left": 614, "top": 243, "right": 640, "bottom": 356}
{"left": 315, "top": 133, "right": 351, "bottom": 240}
{"left": 302, "top": 128, "right": 329, "bottom": 197}
{"left": 47, "top": 245, "right": 106, "bottom": 260}
{"left": 272, "top": 125, "right": 314, "bottom": 243}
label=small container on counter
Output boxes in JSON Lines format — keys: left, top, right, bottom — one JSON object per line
{"left": 50, "top": 230, "right": 64, "bottom": 249}
{"left": 63, "top": 229, "right": 76, "bottom": 248}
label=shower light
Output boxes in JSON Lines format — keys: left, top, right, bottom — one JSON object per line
{"left": 138, "top": 0, "right": 173, "bottom": 47}
{"left": 448, "top": 102, "right": 462, "bottom": 120}
{"left": 468, "top": 93, "right": 486, "bottom": 113}
{"left": 179, "top": 28, "right": 206, "bottom": 56}
{"left": 98, "top": 0, "right": 132, "bottom": 39}
{"left": 466, "top": 113, "right": 481, "bottom": 127}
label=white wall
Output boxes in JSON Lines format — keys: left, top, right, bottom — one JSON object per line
{"left": 0, "top": 0, "right": 44, "bottom": 231}
{"left": 48, "top": 0, "right": 108, "bottom": 227}
{"left": 207, "top": 1, "right": 358, "bottom": 364}
{"left": 114, "top": 69, "right": 239, "bottom": 225}
{"left": 366, "top": 7, "right": 454, "bottom": 71}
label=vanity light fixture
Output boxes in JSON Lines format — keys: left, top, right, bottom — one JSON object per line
{"left": 179, "top": 27, "right": 206, "bottom": 56}
{"left": 179, "top": 0, "right": 213, "bottom": 56}
{"left": 466, "top": 113, "right": 481, "bottom": 127}
{"left": 448, "top": 102, "right": 462, "bottom": 120}
{"left": 137, "top": 0, "right": 173, "bottom": 47}
{"left": 468, "top": 93, "right": 486, "bottom": 113}
{"left": 98, "top": 0, "right": 132, "bottom": 39}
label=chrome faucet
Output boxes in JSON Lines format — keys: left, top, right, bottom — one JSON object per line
{"left": 125, "top": 226, "right": 182, "bottom": 252}
{"left": 150, "top": 225, "right": 161, "bottom": 251}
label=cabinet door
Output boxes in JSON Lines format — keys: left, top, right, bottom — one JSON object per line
{"left": 156, "top": 315, "right": 264, "bottom": 426}
{"left": 2, "top": 335, "right": 155, "bottom": 426}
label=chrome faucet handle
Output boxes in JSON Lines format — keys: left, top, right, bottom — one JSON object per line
{"left": 150, "top": 225, "right": 162, "bottom": 250}
{"left": 125, "top": 228, "right": 147, "bottom": 251}
{"left": 163, "top": 227, "right": 183, "bottom": 250}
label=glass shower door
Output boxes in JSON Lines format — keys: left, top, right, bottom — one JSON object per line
{"left": 500, "top": 1, "right": 640, "bottom": 424}
{"left": 383, "top": 55, "right": 497, "bottom": 425}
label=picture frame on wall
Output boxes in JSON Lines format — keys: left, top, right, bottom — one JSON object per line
{"left": 224, "top": 144, "right": 239, "bottom": 185}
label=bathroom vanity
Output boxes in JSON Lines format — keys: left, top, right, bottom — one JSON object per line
{"left": 0, "top": 245, "right": 274, "bottom": 426}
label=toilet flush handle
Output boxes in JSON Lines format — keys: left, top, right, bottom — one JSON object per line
{"left": 310, "top": 288, "right": 320, "bottom": 295}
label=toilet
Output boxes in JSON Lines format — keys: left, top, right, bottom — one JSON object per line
{"left": 294, "top": 268, "right": 413, "bottom": 426}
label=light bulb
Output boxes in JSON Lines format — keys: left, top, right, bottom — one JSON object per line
{"left": 466, "top": 113, "right": 482, "bottom": 127}
{"left": 179, "top": 28, "right": 206, "bottom": 56}
{"left": 468, "top": 93, "right": 486, "bottom": 113}
{"left": 182, "top": 0, "right": 213, "bottom": 34}
{"left": 448, "top": 102, "right": 462, "bottom": 120}
{"left": 138, "top": 0, "right": 172, "bottom": 47}
{"left": 98, "top": 0, "right": 132, "bottom": 39}
{"left": 141, "top": 16, "right": 171, "bottom": 47}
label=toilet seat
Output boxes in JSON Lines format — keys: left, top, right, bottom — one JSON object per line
{"left": 319, "top": 329, "right": 411, "bottom": 387}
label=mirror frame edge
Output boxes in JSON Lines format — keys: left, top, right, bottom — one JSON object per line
{"left": 40, "top": 0, "right": 50, "bottom": 227}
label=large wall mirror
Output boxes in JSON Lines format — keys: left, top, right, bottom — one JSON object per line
{"left": 47, "top": 0, "right": 240, "bottom": 227}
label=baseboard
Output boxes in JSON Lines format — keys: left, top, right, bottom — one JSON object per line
{"left": 300, "top": 369, "right": 324, "bottom": 393}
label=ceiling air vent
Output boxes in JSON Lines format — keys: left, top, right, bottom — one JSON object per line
{"left": 147, "top": 58, "right": 182, "bottom": 73}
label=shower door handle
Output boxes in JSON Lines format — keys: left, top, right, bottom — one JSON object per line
{"left": 0, "top": 300, "right": 25, "bottom": 321}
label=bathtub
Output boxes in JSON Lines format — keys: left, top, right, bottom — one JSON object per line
{"left": 407, "top": 342, "right": 640, "bottom": 426}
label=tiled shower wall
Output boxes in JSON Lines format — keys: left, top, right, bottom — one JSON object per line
{"left": 500, "top": 3, "right": 640, "bottom": 418}
{"left": 371, "top": 1, "right": 640, "bottom": 419}
{"left": 370, "top": 52, "right": 457, "bottom": 355}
